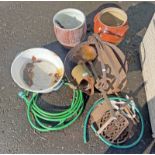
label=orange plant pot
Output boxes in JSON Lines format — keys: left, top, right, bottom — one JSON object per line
{"left": 94, "top": 7, "right": 129, "bottom": 45}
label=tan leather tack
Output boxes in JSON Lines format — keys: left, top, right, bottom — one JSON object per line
{"left": 65, "top": 33, "right": 128, "bottom": 95}
{"left": 71, "top": 63, "right": 95, "bottom": 95}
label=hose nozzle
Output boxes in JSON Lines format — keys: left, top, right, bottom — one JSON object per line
{"left": 18, "top": 91, "right": 25, "bottom": 99}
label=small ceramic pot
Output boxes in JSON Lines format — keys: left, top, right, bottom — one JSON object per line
{"left": 53, "top": 8, "right": 87, "bottom": 48}
{"left": 94, "top": 7, "right": 129, "bottom": 44}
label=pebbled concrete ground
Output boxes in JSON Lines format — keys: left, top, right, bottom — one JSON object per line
{"left": 0, "top": 1, "right": 155, "bottom": 153}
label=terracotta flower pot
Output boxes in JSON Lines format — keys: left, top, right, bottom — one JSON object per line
{"left": 94, "top": 7, "right": 129, "bottom": 44}
{"left": 53, "top": 8, "right": 87, "bottom": 48}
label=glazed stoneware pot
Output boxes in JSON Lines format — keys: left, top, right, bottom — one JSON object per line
{"left": 94, "top": 7, "right": 129, "bottom": 44}
{"left": 53, "top": 8, "right": 87, "bottom": 48}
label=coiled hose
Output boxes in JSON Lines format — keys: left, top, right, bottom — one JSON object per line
{"left": 18, "top": 83, "right": 85, "bottom": 132}
{"left": 83, "top": 97, "right": 144, "bottom": 149}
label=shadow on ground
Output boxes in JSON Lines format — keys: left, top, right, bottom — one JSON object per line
{"left": 42, "top": 2, "right": 155, "bottom": 153}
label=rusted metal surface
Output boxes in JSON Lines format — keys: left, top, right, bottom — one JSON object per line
{"left": 96, "top": 110, "right": 129, "bottom": 143}
{"left": 90, "top": 100, "right": 131, "bottom": 144}
{"left": 90, "top": 99, "right": 139, "bottom": 145}
{"left": 89, "top": 34, "right": 128, "bottom": 94}
{"left": 23, "top": 63, "right": 34, "bottom": 87}
{"left": 64, "top": 34, "right": 128, "bottom": 96}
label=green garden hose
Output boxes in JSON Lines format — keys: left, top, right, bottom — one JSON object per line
{"left": 18, "top": 83, "right": 85, "bottom": 132}
{"left": 83, "top": 97, "right": 144, "bottom": 149}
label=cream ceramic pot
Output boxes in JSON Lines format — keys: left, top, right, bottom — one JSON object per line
{"left": 53, "top": 8, "right": 87, "bottom": 48}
